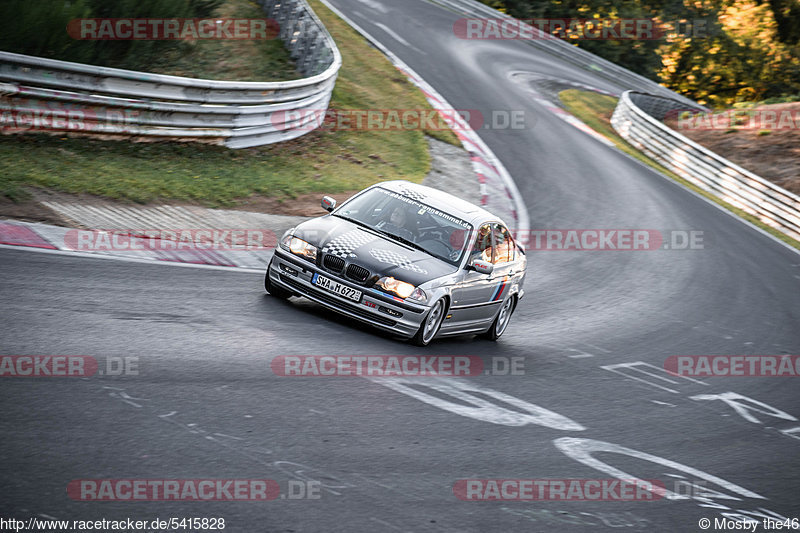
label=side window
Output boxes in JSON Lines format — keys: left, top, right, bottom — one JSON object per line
{"left": 471, "top": 224, "right": 494, "bottom": 264}
{"left": 492, "top": 224, "right": 515, "bottom": 264}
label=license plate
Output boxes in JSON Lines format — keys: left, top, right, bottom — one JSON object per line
{"left": 313, "top": 273, "right": 362, "bottom": 302}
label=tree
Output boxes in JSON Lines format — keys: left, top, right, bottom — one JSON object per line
{"left": 479, "top": 0, "right": 800, "bottom": 105}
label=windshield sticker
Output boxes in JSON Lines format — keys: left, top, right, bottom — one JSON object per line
{"left": 382, "top": 190, "right": 471, "bottom": 229}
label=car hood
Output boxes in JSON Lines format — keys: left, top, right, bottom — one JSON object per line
{"left": 292, "top": 215, "right": 457, "bottom": 286}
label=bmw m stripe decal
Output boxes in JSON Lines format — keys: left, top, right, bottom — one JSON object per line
{"left": 371, "top": 288, "right": 405, "bottom": 302}
{"left": 491, "top": 276, "right": 509, "bottom": 301}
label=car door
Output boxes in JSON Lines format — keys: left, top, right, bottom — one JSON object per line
{"left": 485, "top": 223, "right": 519, "bottom": 306}
{"left": 448, "top": 223, "right": 503, "bottom": 327}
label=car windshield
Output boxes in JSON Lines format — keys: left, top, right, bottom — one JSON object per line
{"left": 333, "top": 187, "right": 473, "bottom": 266}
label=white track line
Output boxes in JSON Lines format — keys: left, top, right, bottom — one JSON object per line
{"left": 0, "top": 243, "right": 266, "bottom": 273}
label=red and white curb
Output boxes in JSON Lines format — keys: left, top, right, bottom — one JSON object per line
{"left": 319, "top": 0, "right": 529, "bottom": 237}
{"left": 508, "top": 71, "right": 616, "bottom": 147}
{"left": 0, "top": 220, "right": 272, "bottom": 271}
{"left": 539, "top": 100, "right": 615, "bottom": 148}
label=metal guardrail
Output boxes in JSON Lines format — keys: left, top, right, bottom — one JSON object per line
{"left": 0, "top": 0, "right": 341, "bottom": 149}
{"left": 612, "top": 91, "right": 800, "bottom": 241}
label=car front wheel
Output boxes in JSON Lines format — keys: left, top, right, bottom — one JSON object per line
{"left": 482, "top": 295, "right": 516, "bottom": 341}
{"left": 411, "top": 298, "right": 447, "bottom": 346}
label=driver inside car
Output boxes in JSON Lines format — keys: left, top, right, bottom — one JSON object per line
{"left": 492, "top": 226, "right": 514, "bottom": 263}
{"left": 474, "top": 224, "right": 494, "bottom": 263}
{"left": 377, "top": 205, "right": 415, "bottom": 242}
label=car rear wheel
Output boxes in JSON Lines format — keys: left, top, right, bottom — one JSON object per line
{"left": 265, "top": 267, "right": 292, "bottom": 299}
{"left": 482, "top": 295, "right": 516, "bottom": 341}
{"left": 411, "top": 298, "right": 446, "bottom": 346}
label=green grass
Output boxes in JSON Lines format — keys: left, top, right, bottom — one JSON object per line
{"left": 0, "top": 0, "right": 459, "bottom": 207}
{"left": 145, "top": 0, "right": 302, "bottom": 81}
{"left": 559, "top": 89, "right": 800, "bottom": 250}
{"left": 737, "top": 93, "right": 800, "bottom": 107}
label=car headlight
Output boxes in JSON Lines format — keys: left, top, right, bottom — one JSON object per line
{"left": 287, "top": 236, "right": 318, "bottom": 261}
{"left": 280, "top": 232, "right": 293, "bottom": 251}
{"left": 408, "top": 287, "right": 428, "bottom": 303}
{"left": 375, "top": 276, "right": 416, "bottom": 299}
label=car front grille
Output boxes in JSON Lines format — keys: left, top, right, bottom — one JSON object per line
{"left": 279, "top": 274, "right": 397, "bottom": 327}
{"left": 323, "top": 254, "right": 345, "bottom": 273}
{"left": 346, "top": 264, "right": 370, "bottom": 283}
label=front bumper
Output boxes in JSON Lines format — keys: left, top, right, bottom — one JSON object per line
{"left": 268, "top": 249, "right": 429, "bottom": 338}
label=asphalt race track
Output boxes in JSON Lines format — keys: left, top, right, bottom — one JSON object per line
{"left": 1, "top": 0, "right": 799, "bottom": 531}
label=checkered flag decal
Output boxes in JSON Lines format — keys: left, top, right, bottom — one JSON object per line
{"left": 398, "top": 187, "right": 426, "bottom": 201}
{"left": 322, "top": 230, "right": 378, "bottom": 259}
{"left": 369, "top": 249, "right": 428, "bottom": 274}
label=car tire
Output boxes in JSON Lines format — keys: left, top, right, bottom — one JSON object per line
{"left": 411, "top": 298, "right": 447, "bottom": 346}
{"left": 481, "top": 295, "right": 516, "bottom": 341}
{"left": 265, "top": 267, "right": 292, "bottom": 299}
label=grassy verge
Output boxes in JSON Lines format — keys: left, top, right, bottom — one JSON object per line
{"left": 0, "top": 0, "right": 298, "bottom": 81}
{"left": 0, "top": 0, "right": 459, "bottom": 207}
{"left": 559, "top": 89, "right": 800, "bottom": 250}
{"left": 146, "top": 0, "right": 302, "bottom": 81}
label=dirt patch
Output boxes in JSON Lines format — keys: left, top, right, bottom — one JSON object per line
{"left": 664, "top": 102, "right": 800, "bottom": 195}
{"left": 0, "top": 194, "right": 68, "bottom": 226}
{"left": 24, "top": 187, "right": 356, "bottom": 221}
{"left": 231, "top": 191, "right": 362, "bottom": 217}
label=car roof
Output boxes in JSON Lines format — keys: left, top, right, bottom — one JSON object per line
{"left": 374, "top": 180, "right": 503, "bottom": 227}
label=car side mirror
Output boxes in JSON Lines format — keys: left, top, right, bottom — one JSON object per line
{"left": 321, "top": 196, "right": 336, "bottom": 212}
{"left": 469, "top": 258, "right": 493, "bottom": 275}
